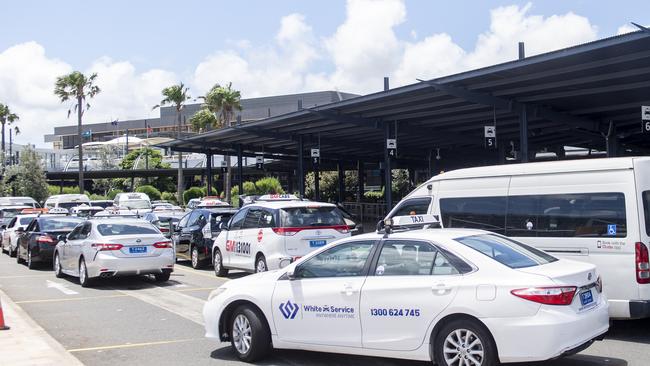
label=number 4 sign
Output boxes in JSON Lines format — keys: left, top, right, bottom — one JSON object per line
{"left": 386, "top": 139, "right": 397, "bottom": 157}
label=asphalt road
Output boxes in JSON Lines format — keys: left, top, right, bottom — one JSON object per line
{"left": 0, "top": 252, "right": 648, "bottom": 366}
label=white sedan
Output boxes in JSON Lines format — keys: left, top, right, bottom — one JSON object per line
{"left": 54, "top": 218, "right": 174, "bottom": 287}
{"left": 203, "top": 219, "right": 609, "bottom": 365}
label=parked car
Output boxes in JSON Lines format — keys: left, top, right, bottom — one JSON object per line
{"left": 16, "top": 215, "right": 85, "bottom": 269}
{"left": 44, "top": 194, "right": 91, "bottom": 210}
{"left": 0, "top": 206, "right": 31, "bottom": 228}
{"left": 53, "top": 218, "right": 174, "bottom": 287}
{"left": 113, "top": 192, "right": 152, "bottom": 213}
{"left": 335, "top": 203, "right": 364, "bottom": 235}
{"left": 143, "top": 211, "right": 187, "bottom": 238}
{"left": 173, "top": 207, "right": 237, "bottom": 269}
{"left": 1, "top": 214, "right": 37, "bottom": 257}
{"left": 0, "top": 196, "right": 39, "bottom": 208}
{"left": 203, "top": 215, "right": 609, "bottom": 364}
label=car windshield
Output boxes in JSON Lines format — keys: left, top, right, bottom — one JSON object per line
{"left": 1, "top": 208, "right": 25, "bottom": 218}
{"left": 455, "top": 234, "right": 557, "bottom": 269}
{"left": 122, "top": 200, "right": 152, "bottom": 210}
{"left": 91, "top": 201, "right": 113, "bottom": 209}
{"left": 58, "top": 202, "right": 89, "bottom": 210}
{"left": 19, "top": 217, "right": 34, "bottom": 225}
{"left": 97, "top": 223, "right": 159, "bottom": 236}
{"left": 279, "top": 206, "right": 345, "bottom": 227}
{"left": 41, "top": 218, "right": 84, "bottom": 231}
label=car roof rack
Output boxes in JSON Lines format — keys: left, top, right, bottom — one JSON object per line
{"left": 377, "top": 214, "right": 441, "bottom": 235}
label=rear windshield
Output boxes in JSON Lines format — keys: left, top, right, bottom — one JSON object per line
{"left": 1, "top": 208, "right": 25, "bottom": 218}
{"left": 58, "top": 202, "right": 89, "bottom": 210}
{"left": 91, "top": 201, "right": 113, "bottom": 209}
{"left": 121, "top": 200, "right": 151, "bottom": 210}
{"left": 456, "top": 234, "right": 557, "bottom": 269}
{"left": 97, "top": 223, "right": 159, "bottom": 236}
{"left": 279, "top": 206, "right": 345, "bottom": 228}
{"left": 41, "top": 218, "right": 84, "bottom": 231}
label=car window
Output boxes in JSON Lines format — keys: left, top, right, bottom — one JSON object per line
{"left": 456, "top": 234, "right": 558, "bottom": 269}
{"left": 79, "top": 223, "right": 92, "bottom": 239}
{"left": 258, "top": 209, "right": 275, "bottom": 228}
{"left": 28, "top": 221, "right": 39, "bottom": 232}
{"left": 391, "top": 198, "right": 432, "bottom": 217}
{"left": 187, "top": 211, "right": 203, "bottom": 227}
{"left": 374, "top": 240, "right": 459, "bottom": 276}
{"left": 7, "top": 217, "right": 16, "bottom": 228}
{"left": 97, "top": 223, "right": 159, "bottom": 236}
{"left": 177, "top": 213, "right": 190, "bottom": 228}
{"left": 67, "top": 224, "right": 83, "bottom": 240}
{"left": 297, "top": 241, "right": 374, "bottom": 278}
{"left": 20, "top": 217, "right": 34, "bottom": 226}
{"left": 40, "top": 218, "right": 85, "bottom": 232}
{"left": 229, "top": 209, "right": 248, "bottom": 230}
{"left": 243, "top": 209, "right": 262, "bottom": 229}
{"left": 279, "top": 206, "right": 345, "bottom": 227}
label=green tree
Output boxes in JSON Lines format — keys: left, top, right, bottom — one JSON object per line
{"left": 120, "top": 147, "right": 173, "bottom": 193}
{"left": 2, "top": 147, "right": 48, "bottom": 202}
{"left": 188, "top": 109, "right": 218, "bottom": 132}
{"left": 0, "top": 103, "right": 19, "bottom": 168}
{"left": 136, "top": 185, "right": 162, "bottom": 201}
{"left": 153, "top": 83, "right": 190, "bottom": 205}
{"left": 201, "top": 82, "right": 242, "bottom": 203}
{"left": 54, "top": 71, "right": 100, "bottom": 193}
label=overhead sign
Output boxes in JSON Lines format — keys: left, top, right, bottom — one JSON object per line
{"left": 255, "top": 156, "right": 264, "bottom": 170}
{"left": 642, "top": 106, "right": 650, "bottom": 133}
{"left": 484, "top": 126, "right": 497, "bottom": 149}
{"left": 386, "top": 138, "right": 397, "bottom": 157}
{"left": 220, "top": 160, "right": 228, "bottom": 173}
{"left": 311, "top": 148, "right": 320, "bottom": 167}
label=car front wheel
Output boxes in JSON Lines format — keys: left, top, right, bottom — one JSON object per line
{"left": 433, "top": 319, "right": 497, "bottom": 366}
{"left": 230, "top": 305, "right": 271, "bottom": 362}
{"left": 214, "top": 249, "right": 229, "bottom": 277}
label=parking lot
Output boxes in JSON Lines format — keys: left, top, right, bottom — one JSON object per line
{"left": 0, "top": 253, "right": 647, "bottom": 366}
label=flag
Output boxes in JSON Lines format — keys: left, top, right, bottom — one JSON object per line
{"left": 111, "top": 119, "right": 119, "bottom": 126}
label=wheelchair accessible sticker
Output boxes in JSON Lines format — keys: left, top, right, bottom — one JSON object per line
{"left": 607, "top": 224, "right": 617, "bottom": 236}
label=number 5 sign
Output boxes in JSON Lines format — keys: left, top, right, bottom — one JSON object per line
{"left": 484, "top": 126, "right": 497, "bottom": 149}
{"left": 642, "top": 106, "right": 650, "bottom": 133}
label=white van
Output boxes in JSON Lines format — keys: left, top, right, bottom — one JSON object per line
{"left": 114, "top": 192, "right": 152, "bottom": 212}
{"left": 387, "top": 157, "right": 650, "bottom": 319}
{"left": 44, "top": 194, "right": 91, "bottom": 211}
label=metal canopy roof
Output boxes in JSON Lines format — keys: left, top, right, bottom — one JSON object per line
{"left": 160, "top": 30, "right": 650, "bottom": 168}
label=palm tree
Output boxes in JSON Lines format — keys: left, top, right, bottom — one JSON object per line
{"left": 0, "top": 103, "right": 19, "bottom": 168}
{"left": 153, "top": 83, "right": 190, "bottom": 204}
{"left": 54, "top": 71, "right": 100, "bottom": 193}
{"left": 201, "top": 83, "right": 242, "bottom": 202}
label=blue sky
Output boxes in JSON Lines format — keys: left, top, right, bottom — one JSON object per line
{"left": 1, "top": 0, "right": 649, "bottom": 145}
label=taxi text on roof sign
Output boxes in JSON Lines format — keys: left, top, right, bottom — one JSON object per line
{"left": 257, "top": 194, "right": 301, "bottom": 201}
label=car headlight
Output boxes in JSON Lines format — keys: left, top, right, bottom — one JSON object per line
{"left": 208, "top": 286, "right": 228, "bottom": 301}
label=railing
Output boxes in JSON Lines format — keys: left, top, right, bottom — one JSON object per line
{"left": 342, "top": 202, "right": 387, "bottom": 225}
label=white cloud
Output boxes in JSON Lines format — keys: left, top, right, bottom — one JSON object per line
{"left": 0, "top": 42, "right": 177, "bottom": 146}
{"left": 0, "top": 1, "right": 611, "bottom": 148}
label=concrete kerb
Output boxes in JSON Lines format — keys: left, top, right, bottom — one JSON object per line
{"left": 0, "top": 288, "right": 84, "bottom": 366}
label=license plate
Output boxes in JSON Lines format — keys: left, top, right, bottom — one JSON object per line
{"left": 580, "top": 289, "right": 594, "bottom": 306}
{"left": 309, "top": 240, "right": 327, "bottom": 247}
{"left": 129, "top": 246, "right": 147, "bottom": 254}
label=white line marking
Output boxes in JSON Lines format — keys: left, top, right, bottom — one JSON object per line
{"left": 46, "top": 280, "right": 79, "bottom": 295}
{"left": 115, "top": 285, "right": 206, "bottom": 325}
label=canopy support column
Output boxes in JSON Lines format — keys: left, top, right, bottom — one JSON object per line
{"left": 357, "top": 161, "right": 364, "bottom": 203}
{"left": 384, "top": 122, "right": 393, "bottom": 211}
{"left": 206, "top": 152, "right": 213, "bottom": 195}
{"left": 338, "top": 163, "right": 345, "bottom": 203}
{"left": 237, "top": 144, "right": 243, "bottom": 197}
{"left": 298, "top": 136, "right": 305, "bottom": 198}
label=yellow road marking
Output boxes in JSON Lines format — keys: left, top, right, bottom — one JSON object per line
{"left": 68, "top": 338, "right": 199, "bottom": 353}
{"left": 0, "top": 274, "right": 52, "bottom": 279}
{"left": 15, "top": 294, "right": 129, "bottom": 304}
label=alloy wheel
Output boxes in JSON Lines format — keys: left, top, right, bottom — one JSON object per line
{"left": 192, "top": 248, "right": 199, "bottom": 268}
{"left": 232, "top": 314, "right": 252, "bottom": 355}
{"left": 443, "top": 329, "right": 485, "bottom": 366}
{"left": 256, "top": 258, "right": 266, "bottom": 273}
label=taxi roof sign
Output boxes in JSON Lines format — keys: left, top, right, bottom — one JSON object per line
{"left": 379, "top": 214, "right": 440, "bottom": 234}
{"left": 256, "top": 194, "right": 301, "bottom": 201}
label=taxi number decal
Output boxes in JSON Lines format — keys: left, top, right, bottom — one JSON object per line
{"left": 225, "top": 240, "right": 251, "bottom": 255}
{"left": 370, "top": 308, "right": 420, "bottom": 317}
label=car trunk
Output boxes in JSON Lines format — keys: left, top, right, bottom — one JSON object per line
{"left": 103, "top": 234, "right": 168, "bottom": 258}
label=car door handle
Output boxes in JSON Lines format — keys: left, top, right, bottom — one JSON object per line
{"left": 432, "top": 283, "right": 453, "bottom": 295}
{"left": 340, "top": 285, "right": 359, "bottom": 296}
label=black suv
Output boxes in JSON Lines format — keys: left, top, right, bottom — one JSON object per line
{"left": 173, "top": 208, "right": 237, "bottom": 269}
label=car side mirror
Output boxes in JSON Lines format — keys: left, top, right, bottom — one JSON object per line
{"left": 16, "top": 227, "right": 24, "bottom": 233}
{"left": 376, "top": 219, "right": 385, "bottom": 232}
{"left": 57, "top": 234, "right": 67, "bottom": 242}
{"left": 218, "top": 221, "right": 229, "bottom": 231}
{"left": 286, "top": 268, "right": 296, "bottom": 280}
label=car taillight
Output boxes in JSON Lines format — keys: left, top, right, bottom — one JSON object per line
{"left": 91, "top": 243, "right": 124, "bottom": 251}
{"left": 153, "top": 241, "right": 173, "bottom": 249}
{"left": 159, "top": 227, "right": 169, "bottom": 233}
{"left": 36, "top": 235, "right": 55, "bottom": 244}
{"left": 636, "top": 242, "right": 650, "bottom": 284}
{"left": 511, "top": 286, "right": 577, "bottom": 305}
{"left": 272, "top": 225, "right": 350, "bottom": 236}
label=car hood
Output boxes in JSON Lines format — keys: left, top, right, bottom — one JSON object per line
{"left": 227, "top": 270, "right": 282, "bottom": 287}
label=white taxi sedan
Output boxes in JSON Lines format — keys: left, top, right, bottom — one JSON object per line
{"left": 203, "top": 216, "right": 609, "bottom": 365}
{"left": 53, "top": 218, "right": 174, "bottom": 287}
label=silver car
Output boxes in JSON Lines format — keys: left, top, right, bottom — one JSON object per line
{"left": 53, "top": 218, "right": 174, "bottom": 287}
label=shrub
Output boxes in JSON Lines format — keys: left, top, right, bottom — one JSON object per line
{"left": 107, "top": 189, "right": 123, "bottom": 200}
{"left": 89, "top": 194, "right": 108, "bottom": 200}
{"left": 136, "top": 185, "right": 162, "bottom": 201}
{"left": 364, "top": 190, "right": 384, "bottom": 202}
{"left": 255, "top": 177, "right": 284, "bottom": 195}
{"left": 200, "top": 186, "right": 218, "bottom": 197}
{"left": 183, "top": 187, "right": 204, "bottom": 204}
{"left": 161, "top": 192, "right": 178, "bottom": 204}
{"left": 243, "top": 181, "right": 257, "bottom": 195}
